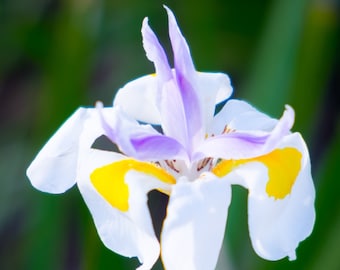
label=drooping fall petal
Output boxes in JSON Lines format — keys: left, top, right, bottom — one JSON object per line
{"left": 161, "top": 173, "right": 231, "bottom": 270}
{"left": 27, "top": 108, "right": 102, "bottom": 193}
{"left": 213, "top": 132, "right": 315, "bottom": 261}
{"left": 77, "top": 148, "right": 175, "bottom": 270}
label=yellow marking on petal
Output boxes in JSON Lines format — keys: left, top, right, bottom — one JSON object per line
{"left": 212, "top": 147, "right": 302, "bottom": 199}
{"left": 90, "top": 159, "right": 176, "bottom": 211}
{"left": 213, "top": 159, "right": 244, "bottom": 178}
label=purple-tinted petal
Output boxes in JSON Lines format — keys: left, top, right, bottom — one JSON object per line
{"left": 142, "top": 17, "right": 172, "bottom": 81}
{"left": 141, "top": 11, "right": 196, "bottom": 152}
{"left": 164, "top": 6, "right": 204, "bottom": 151}
{"left": 159, "top": 79, "right": 189, "bottom": 149}
{"left": 264, "top": 105, "right": 294, "bottom": 150}
{"left": 194, "top": 131, "right": 270, "bottom": 161}
{"left": 194, "top": 105, "right": 295, "bottom": 161}
{"left": 97, "top": 104, "right": 189, "bottom": 162}
{"left": 131, "top": 134, "right": 188, "bottom": 162}
{"left": 165, "top": 6, "right": 196, "bottom": 80}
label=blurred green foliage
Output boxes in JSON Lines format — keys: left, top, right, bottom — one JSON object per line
{"left": 0, "top": 0, "right": 339, "bottom": 269}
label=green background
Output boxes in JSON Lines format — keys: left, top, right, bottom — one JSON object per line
{"left": 1, "top": 0, "right": 339, "bottom": 269}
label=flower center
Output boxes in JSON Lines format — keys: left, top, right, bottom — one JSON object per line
{"left": 156, "top": 157, "right": 215, "bottom": 181}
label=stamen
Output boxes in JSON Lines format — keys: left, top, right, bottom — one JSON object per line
{"left": 165, "top": 159, "right": 180, "bottom": 173}
{"left": 222, "top": 125, "right": 235, "bottom": 134}
{"left": 197, "top": 157, "right": 213, "bottom": 171}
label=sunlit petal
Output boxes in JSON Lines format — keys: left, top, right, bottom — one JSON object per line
{"left": 211, "top": 99, "right": 277, "bottom": 135}
{"left": 196, "top": 72, "right": 233, "bottom": 129}
{"left": 131, "top": 133, "right": 189, "bottom": 162}
{"left": 161, "top": 173, "right": 231, "bottom": 270}
{"left": 165, "top": 5, "right": 195, "bottom": 83}
{"left": 114, "top": 74, "right": 161, "bottom": 125}
{"left": 217, "top": 133, "right": 315, "bottom": 260}
{"left": 98, "top": 105, "right": 188, "bottom": 161}
{"left": 142, "top": 17, "right": 172, "bottom": 82}
{"left": 195, "top": 105, "right": 294, "bottom": 161}
{"left": 77, "top": 149, "right": 175, "bottom": 270}
{"left": 27, "top": 108, "right": 102, "bottom": 193}
{"left": 164, "top": 6, "right": 204, "bottom": 151}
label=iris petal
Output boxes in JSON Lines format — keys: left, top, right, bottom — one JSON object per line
{"left": 195, "top": 105, "right": 294, "bottom": 161}
{"left": 165, "top": 6, "right": 204, "bottom": 150}
{"left": 98, "top": 105, "right": 188, "bottom": 161}
{"left": 131, "top": 134, "right": 189, "bottom": 162}
{"left": 142, "top": 17, "right": 172, "bottom": 82}
{"left": 165, "top": 5, "right": 196, "bottom": 83}
{"left": 27, "top": 108, "right": 102, "bottom": 193}
{"left": 218, "top": 133, "right": 315, "bottom": 261}
{"left": 161, "top": 173, "right": 231, "bottom": 270}
{"left": 211, "top": 99, "right": 277, "bottom": 135}
{"left": 196, "top": 72, "right": 233, "bottom": 129}
{"left": 77, "top": 149, "right": 174, "bottom": 270}
{"left": 114, "top": 74, "right": 161, "bottom": 125}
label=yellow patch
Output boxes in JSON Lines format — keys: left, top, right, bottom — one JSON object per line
{"left": 212, "top": 147, "right": 302, "bottom": 199}
{"left": 90, "top": 159, "right": 176, "bottom": 211}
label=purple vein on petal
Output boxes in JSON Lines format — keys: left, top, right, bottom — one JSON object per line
{"left": 142, "top": 17, "right": 172, "bottom": 81}
{"left": 194, "top": 106, "right": 295, "bottom": 161}
{"left": 96, "top": 103, "right": 188, "bottom": 162}
{"left": 141, "top": 14, "right": 188, "bottom": 151}
{"left": 194, "top": 132, "right": 270, "bottom": 161}
{"left": 164, "top": 5, "right": 195, "bottom": 79}
{"left": 130, "top": 134, "right": 188, "bottom": 162}
{"left": 165, "top": 6, "right": 204, "bottom": 152}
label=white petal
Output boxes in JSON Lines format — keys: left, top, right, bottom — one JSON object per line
{"left": 161, "top": 174, "right": 231, "bottom": 270}
{"left": 114, "top": 74, "right": 162, "bottom": 125}
{"left": 114, "top": 71, "right": 233, "bottom": 130}
{"left": 77, "top": 149, "right": 174, "bottom": 270}
{"left": 210, "top": 99, "right": 277, "bottom": 135}
{"left": 196, "top": 72, "right": 233, "bottom": 131}
{"left": 26, "top": 108, "right": 102, "bottom": 193}
{"left": 231, "top": 133, "right": 315, "bottom": 260}
{"left": 196, "top": 72, "right": 233, "bottom": 105}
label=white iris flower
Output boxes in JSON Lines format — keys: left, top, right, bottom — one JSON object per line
{"left": 27, "top": 6, "right": 315, "bottom": 270}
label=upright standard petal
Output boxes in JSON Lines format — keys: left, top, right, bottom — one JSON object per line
{"left": 114, "top": 74, "right": 162, "bottom": 125}
{"left": 113, "top": 15, "right": 173, "bottom": 126}
{"left": 165, "top": 5, "right": 196, "bottom": 82}
{"left": 196, "top": 72, "right": 233, "bottom": 130}
{"left": 161, "top": 174, "right": 231, "bottom": 270}
{"left": 114, "top": 71, "right": 233, "bottom": 129}
{"left": 142, "top": 17, "right": 172, "bottom": 82}
{"left": 77, "top": 148, "right": 176, "bottom": 270}
{"left": 27, "top": 108, "right": 102, "bottom": 193}
{"left": 165, "top": 6, "right": 204, "bottom": 150}
{"left": 210, "top": 99, "right": 277, "bottom": 135}
{"left": 141, "top": 13, "right": 193, "bottom": 149}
